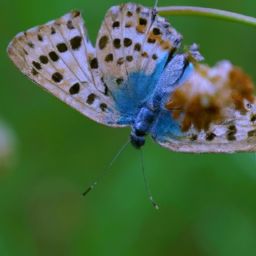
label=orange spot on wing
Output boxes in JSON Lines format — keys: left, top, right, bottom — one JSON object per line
{"left": 166, "top": 88, "right": 222, "bottom": 132}
{"left": 160, "top": 40, "right": 171, "bottom": 50}
{"left": 136, "top": 25, "right": 146, "bottom": 34}
{"left": 229, "top": 67, "right": 254, "bottom": 111}
{"left": 184, "top": 95, "right": 222, "bottom": 131}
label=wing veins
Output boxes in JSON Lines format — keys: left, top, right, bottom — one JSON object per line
{"left": 54, "top": 24, "right": 93, "bottom": 84}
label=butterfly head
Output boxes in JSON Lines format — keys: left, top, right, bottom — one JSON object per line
{"left": 130, "top": 130, "right": 146, "bottom": 149}
{"left": 130, "top": 107, "right": 156, "bottom": 149}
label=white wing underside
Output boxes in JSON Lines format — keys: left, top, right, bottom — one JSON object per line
{"left": 157, "top": 125, "right": 256, "bottom": 153}
{"left": 7, "top": 10, "right": 124, "bottom": 127}
{"left": 158, "top": 141, "right": 256, "bottom": 153}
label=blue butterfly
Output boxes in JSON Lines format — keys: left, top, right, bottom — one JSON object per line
{"left": 7, "top": 3, "right": 256, "bottom": 154}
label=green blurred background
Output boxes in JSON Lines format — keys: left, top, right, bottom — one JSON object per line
{"left": 1, "top": 0, "right": 256, "bottom": 255}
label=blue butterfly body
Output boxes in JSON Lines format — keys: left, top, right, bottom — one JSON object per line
{"left": 114, "top": 54, "right": 193, "bottom": 148}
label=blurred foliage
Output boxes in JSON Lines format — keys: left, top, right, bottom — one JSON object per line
{"left": 1, "top": 0, "right": 256, "bottom": 256}
{"left": 0, "top": 120, "right": 16, "bottom": 172}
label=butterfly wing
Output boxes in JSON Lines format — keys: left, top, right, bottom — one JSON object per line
{"left": 153, "top": 109, "right": 256, "bottom": 153}
{"left": 152, "top": 61, "right": 256, "bottom": 153}
{"left": 96, "top": 3, "right": 182, "bottom": 124}
{"left": 7, "top": 11, "right": 124, "bottom": 127}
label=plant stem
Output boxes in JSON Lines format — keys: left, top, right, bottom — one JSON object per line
{"left": 157, "top": 6, "right": 256, "bottom": 27}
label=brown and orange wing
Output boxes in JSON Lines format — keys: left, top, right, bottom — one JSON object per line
{"left": 154, "top": 61, "right": 256, "bottom": 153}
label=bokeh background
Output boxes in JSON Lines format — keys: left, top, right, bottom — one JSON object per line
{"left": 1, "top": 0, "right": 256, "bottom": 255}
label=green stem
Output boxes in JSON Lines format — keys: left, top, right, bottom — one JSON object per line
{"left": 157, "top": 6, "right": 256, "bottom": 27}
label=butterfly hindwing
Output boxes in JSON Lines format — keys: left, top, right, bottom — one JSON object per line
{"left": 152, "top": 61, "right": 256, "bottom": 153}
{"left": 154, "top": 108, "right": 256, "bottom": 153}
{"left": 7, "top": 11, "right": 124, "bottom": 127}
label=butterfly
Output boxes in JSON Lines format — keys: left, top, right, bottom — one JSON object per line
{"left": 7, "top": 3, "right": 256, "bottom": 153}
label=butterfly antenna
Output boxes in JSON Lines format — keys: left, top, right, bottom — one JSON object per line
{"left": 140, "top": 149, "right": 159, "bottom": 210}
{"left": 82, "top": 139, "right": 130, "bottom": 197}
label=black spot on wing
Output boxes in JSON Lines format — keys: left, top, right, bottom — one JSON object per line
{"left": 248, "top": 129, "right": 256, "bottom": 137}
{"left": 70, "top": 36, "right": 82, "bottom": 50}
{"left": 116, "top": 78, "right": 124, "bottom": 85}
{"left": 90, "top": 58, "right": 98, "bottom": 69}
{"left": 37, "top": 34, "right": 43, "bottom": 41}
{"left": 139, "top": 18, "right": 147, "bottom": 26}
{"left": 126, "top": 56, "right": 133, "bottom": 62}
{"left": 134, "top": 43, "right": 141, "bottom": 51}
{"left": 136, "top": 7, "right": 141, "bottom": 13}
{"left": 206, "top": 132, "right": 216, "bottom": 141}
{"left": 32, "top": 68, "right": 39, "bottom": 76}
{"left": 69, "top": 83, "right": 80, "bottom": 95}
{"left": 32, "top": 61, "right": 42, "bottom": 70}
{"left": 147, "top": 38, "right": 156, "bottom": 44}
{"left": 100, "top": 103, "right": 107, "bottom": 112}
{"left": 117, "top": 58, "right": 124, "bottom": 65}
{"left": 190, "top": 134, "right": 198, "bottom": 141}
{"left": 124, "top": 38, "right": 132, "bottom": 47}
{"left": 52, "top": 72, "right": 63, "bottom": 83}
{"left": 27, "top": 42, "right": 34, "bottom": 48}
{"left": 105, "top": 53, "right": 114, "bottom": 62}
{"left": 152, "top": 28, "right": 162, "bottom": 35}
{"left": 99, "top": 35, "right": 109, "bottom": 49}
{"left": 67, "top": 20, "right": 75, "bottom": 30}
{"left": 87, "top": 94, "right": 96, "bottom": 105}
{"left": 39, "top": 55, "right": 49, "bottom": 64}
{"left": 127, "top": 11, "right": 133, "bottom": 17}
{"left": 57, "top": 43, "right": 68, "bottom": 53}
{"left": 251, "top": 114, "right": 256, "bottom": 122}
{"left": 113, "top": 38, "right": 121, "bottom": 49}
{"left": 226, "top": 125, "right": 237, "bottom": 141}
{"left": 49, "top": 51, "right": 59, "bottom": 62}
{"left": 152, "top": 54, "right": 158, "bottom": 60}
{"left": 112, "top": 21, "right": 120, "bottom": 28}
{"left": 51, "top": 27, "right": 56, "bottom": 34}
